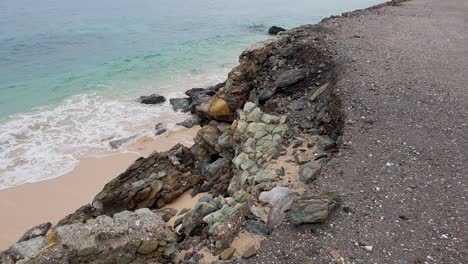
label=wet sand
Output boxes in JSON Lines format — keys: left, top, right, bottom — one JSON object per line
{"left": 0, "top": 120, "right": 199, "bottom": 250}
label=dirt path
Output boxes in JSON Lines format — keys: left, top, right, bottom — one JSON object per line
{"left": 243, "top": 0, "right": 467, "bottom": 263}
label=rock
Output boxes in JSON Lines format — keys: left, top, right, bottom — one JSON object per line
{"left": 309, "top": 83, "right": 332, "bottom": 102}
{"left": 137, "top": 240, "right": 159, "bottom": 254}
{"left": 299, "top": 160, "right": 324, "bottom": 183}
{"left": 249, "top": 205, "right": 268, "bottom": 223}
{"left": 109, "top": 135, "right": 137, "bottom": 149}
{"left": 155, "top": 128, "right": 167, "bottom": 136}
{"left": 154, "top": 208, "right": 177, "bottom": 222}
{"left": 208, "top": 97, "right": 232, "bottom": 117}
{"left": 10, "top": 236, "right": 47, "bottom": 258}
{"left": 45, "top": 211, "right": 175, "bottom": 263}
{"left": 176, "top": 116, "right": 201, "bottom": 128}
{"left": 170, "top": 97, "right": 191, "bottom": 112}
{"left": 274, "top": 69, "right": 307, "bottom": 89}
{"left": 254, "top": 170, "right": 277, "bottom": 183}
{"left": 17, "top": 222, "right": 52, "bottom": 243}
{"left": 241, "top": 244, "right": 257, "bottom": 258}
{"left": 154, "top": 123, "right": 163, "bottom": 130}
{"left": 89, "top": 144, "right": 198, "bottom": 216}
{"left": 258, "top": 187, "right": 293, "bottom": 205}
{"left": 275, "top": 167, "right": 285, "bottom": 176}
{"left": 220, "top": 247, "right": 236, "bottom": 260}
{"left": 317, "top": 136, "right": 337, "bottom": 151}
{"left": 139, "top": 94, "right": 166, "bottom": 104}
{"left": 245, "top": 220, "right": 269, "bottom": 236}
{"left": 364, "top": 245, "right": 373, "bottom": 252}
{"left": 268, "top": 26, "right": 286, "bottom": 35}
{"left": 288, "top": 192, "right": 340, "bottom": 225}
{"left": 287, "top": 100, "right": 307, "bottom": 111}
{"left": 294, "top": 150, "right": 314, "bottom": 164}
{"left": 194, "top": 124, "right": 221, "bottom": 155}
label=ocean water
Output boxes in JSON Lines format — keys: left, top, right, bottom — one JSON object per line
{"left": 0, "top": 0, "right": 382, "bottom": 189}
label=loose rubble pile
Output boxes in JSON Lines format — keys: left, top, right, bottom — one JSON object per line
{"left": 1, "top": 24, "right": 345, "bottom": 263}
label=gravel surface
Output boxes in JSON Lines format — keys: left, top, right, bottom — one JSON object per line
{"left": 242, "top": 0, "right": 467, "bottom": 263}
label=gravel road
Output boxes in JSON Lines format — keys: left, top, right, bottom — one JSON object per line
{"left": 242, "top": 0, "right": 467, "bottom": 263}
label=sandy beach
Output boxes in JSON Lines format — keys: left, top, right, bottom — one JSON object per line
{"left": 0, "top": 115, "right": 199, "bottom": 250}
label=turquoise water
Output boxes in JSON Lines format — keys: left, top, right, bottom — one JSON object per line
{"left": 0, "top": 0, "right": 382, "bottom": 188}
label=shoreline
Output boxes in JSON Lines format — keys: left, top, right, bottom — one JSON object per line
{"left": 0, "top": 115, "right": 200, "bottom": 249}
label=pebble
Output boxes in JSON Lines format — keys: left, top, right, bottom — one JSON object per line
{"left": 364, "top": 245, "right": 373, "bottom": 252}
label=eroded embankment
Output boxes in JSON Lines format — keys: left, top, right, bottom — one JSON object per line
{"left": 1, "top": 25, "right": 345, "bottom": 264}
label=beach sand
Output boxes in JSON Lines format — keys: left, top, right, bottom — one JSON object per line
{"left": 0, "top": 117, "right": 200, "bottom": 250}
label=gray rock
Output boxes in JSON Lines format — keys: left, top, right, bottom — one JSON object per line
{"left": 10, "top": 236, "right": 46, "bottom": 258}
{"left": 309, "top": 83, "right": 332, "bottom": 102}
{"left": 317, "top": 136, "right": 337, "bottom": 151}
{"left": 254, "top": 170, "right": 277, "bottom": 183}
{"left": 288, "top": 192, "right": 340, "bottom": 225}
{"left": 245, "top": 220, "right": 269, "bottom": 236}
{"left": 274, "top": 69, "right": 307, "bottom": 89}
{"left": 170, "top": 97, "right": 191, "bottom": 112}
{"left": 299, "top": 160, "right": 324, "bottom": 184}
{"left": 258, "top": 187, "right": 293, "bottom": 205}
{"left": 176, "top": 116, "right": 201, "bottom": 128}
{"left": 287, "top": 100, "right": 307, "bottom": 111}
{"left": 199, "top": 194, "right": 214, "bottom": 203}
{"left": 139, "top": 94, "right": 166, "bottom": 104}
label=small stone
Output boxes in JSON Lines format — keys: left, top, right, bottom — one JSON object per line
{"left": 329, "top": 249, "right": 342, "bottom": 260}
{"left": 137, "top": 240, "right": 159, "bottom": 254}
{"left": 317, "top": 136, "right": 336, "bottom": 151}
{"left": 164, "top": 245, "right": 178, "bottom": 257}
{"left": 215, "top": 240, "right": 223, "bottom": 249}
{"left": 364, "top": 245, "right": 373, "bottom": 252}
{"left": 220, "top": 247, "right": 236, "bottom": 260}
{"left": 241, "top": 244, "right": 257, "bottom": 258}
{"left": 255, "top": 170, "right": 277, "bottom": 183}
{"left": 199, "top": 194, "right": 214, "bottom": 203}
{"left": 299, "top": 160, "right": 324, "bottom": 184}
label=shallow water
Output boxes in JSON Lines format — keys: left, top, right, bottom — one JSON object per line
{"left": 0, "top": 0, "right": 383, "bottom": 189}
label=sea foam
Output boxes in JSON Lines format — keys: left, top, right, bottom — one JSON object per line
{"left": 0, "top": 69, "right": 229, "bottom": 190}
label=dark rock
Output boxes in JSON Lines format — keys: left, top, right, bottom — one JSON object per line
{"left": 245, "top": 220, "right": 269, "bottom": 236}
{"left": 274, "top": 69, "right": 307, "bottom": 89}
{"left": 87, "top": 144, "right": 200, "bottom": 216}
{"left": 317, "top": 136, "right": 337, "bottom": 151}
{"left": 287, "top": 100, "right": 307, "bottom": 111}
{"left": 17, "top": 222, "right": 52, "bottom": 243}
{"left": 155, "top": 128, "right": 167, "bottom": 136}
{"left": 154, "top": 123, "right": 163, "bottom": 130}
{"left": 275, "top": 167, "right": 285, "bottom": 176}
{"left": 176, "top": 116, "right": 201, "bottom": 128}
{"left": 170, "top": 97, "right": 192, "bottom": 112}
{"left": 268, "top": 26, "right": 286, "bottom": 35}
{"left": 139, "top": 94, "right": 166, "bottom": 104}
{"left": 288, "top": 192, "right": 340, "bottom": 225}
{"left": 299, "top": 160, "right": 324, "bottom": 183}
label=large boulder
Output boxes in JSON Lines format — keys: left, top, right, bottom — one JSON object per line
{"left": 59, "top": 144, "right": 202, "bottom": 221}
{"left": 18, "top": 210, "right": 178, "bottom": 264}
{"left": 139, "top": 94, "right": 166, "bottom": 104}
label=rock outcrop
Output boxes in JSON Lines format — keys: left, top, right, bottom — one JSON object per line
{"left": 2, "top": 24, "right": 346, "bottom": 263}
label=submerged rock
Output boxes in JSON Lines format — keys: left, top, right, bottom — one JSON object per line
{"left": 139, "top": 94, "right": 166, "bottom": 104}
{"left": 288, "top": 192, "right": 340, "bottom": 225}
{"left": 109, "top": 135, "right": 136, "bottom": 149}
